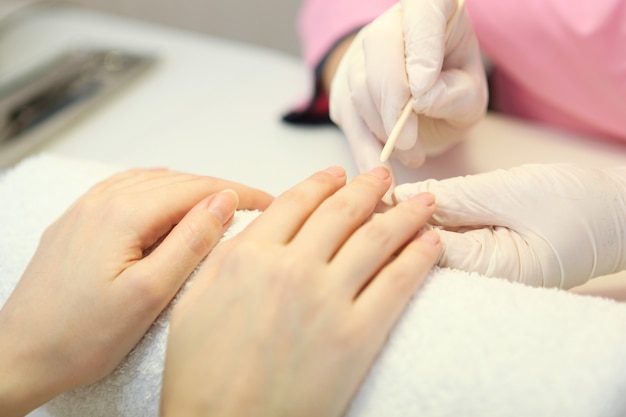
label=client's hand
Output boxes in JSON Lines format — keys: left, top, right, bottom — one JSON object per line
{"left": 0, "top": 169, "right": 272, "bottom": 417}
{"left": 161, "top": 166, "right": 440, "bottom": 417}
{"left": 329, "top": 0, "right": 487, "bottom": 189}
{"left": 394, "top": 164, "right": 626, "bottom": 289}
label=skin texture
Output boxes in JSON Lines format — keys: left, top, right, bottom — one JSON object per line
{"left": 0, "top": 168, "right": 272, "bottom": 417}
{"left": 161, "top": 166, "right": 440, "bottom": 417}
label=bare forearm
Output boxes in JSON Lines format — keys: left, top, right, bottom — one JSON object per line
{"left": 0, "top": 297, "right": 63, "bottom": 416}
{"left": 0, "top": 335, "right": 43, "bottom": 416}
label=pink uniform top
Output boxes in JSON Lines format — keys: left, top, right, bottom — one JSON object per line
{"left": 295, "top": 0, "right": 626, "bottom": 142}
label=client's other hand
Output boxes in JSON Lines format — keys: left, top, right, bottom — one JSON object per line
{"left": 162, "top": 166, "right": 440, "bottom": 417}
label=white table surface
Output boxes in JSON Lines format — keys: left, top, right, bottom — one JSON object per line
{"left": 2, "top": 4, "right": 626, "bottom": 416}
{"left": 0, "top": 3, "right": 360, "bottom": 196}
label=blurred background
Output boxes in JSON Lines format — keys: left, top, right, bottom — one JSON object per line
{"left": 63, "top": 0, "right": 302, "bottom": 56}
{"left": 0, "top": 0, "right": 310, "bottom": 170}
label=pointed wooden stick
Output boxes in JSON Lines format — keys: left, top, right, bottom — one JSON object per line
{"left": 380, "top": 0, "right": 467, "bottom": 162}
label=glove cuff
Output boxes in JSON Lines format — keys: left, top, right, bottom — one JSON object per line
{"left": 594, "top": 167, "right": 626, "bottom": 277}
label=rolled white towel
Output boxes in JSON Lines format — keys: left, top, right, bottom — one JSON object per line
{"left": 1, "top": 154, "right": 625, "bottom": 417}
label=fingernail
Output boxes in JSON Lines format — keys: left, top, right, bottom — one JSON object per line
{"left": 325, "top": 166, "right": 345, "bottom": 177}
{"left": 207, "top": 189, "right": 239, "bottom": 225}
{"left": 412, "top": 192, "right": 435, "bottom": 206}
{"left": 419, "top": 230, "right": 440, "bottom": 246}
{"left": 369, "top": 166, "right": 390, "bottom": 180}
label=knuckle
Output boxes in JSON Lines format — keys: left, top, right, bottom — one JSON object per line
{"left": 66, "top": 191, "right": 135, "bottom": 228}
{"left": 218, "top": 240, "right": 268, "bottom": 277}
{"left": 361, "top": 221, "right": 394, "bottom": 247}
{"left": 258, "top": 253, "right": 309, "bottom": 293}
{"left": 280, "top": 172, "right": 340, "bottom": 206}
{"left": 257, "top": 251, "right": 314, "bottom": 297}
{"left": 125, "top": 273, "right": 166, "bottom": 311}
{"left": 278, "top": 186, "right": 309, "bottom": 207}
{"left": 179, "top": 216, "right": 220, "bottom": 256}
{"left": 384, "top": 262, "right": 423, "bottom": 294}
{"left": 329, "top": 197, "right": 368, "bottom": 222}
{"left": 331, "top": 321, "right": 363, "bottom": 350}
{"left": 356, "top": 171, "right": 385, "bottom": 188}
{"left": 88, "top": 192, "right": 137, "bottom": 223}
{"left": 104, "top": 201, "right": 136, "bottom": 228}
{"left": 403, "top": 199, "right": 431, "bottom": 218}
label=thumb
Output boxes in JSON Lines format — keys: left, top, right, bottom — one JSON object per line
{"left": 412, "top": 68, "right": 487, "bottom": 126}
{"left": 394, "top": 172, "right": 516, "bottom": 228}
{"left": 335, "top": 93, "right": 398, "bottom": 205}
{"left": 127, "top": 189, "right": 239, "bottom": 310}
{"left": 358, "top": 4, "right": 419, "bottom": 152}
{"left": 436, "top": 227, "right": 553, "bottom": 287}
{"left": 400, "top": 0, "right": 461, "bottom": 95}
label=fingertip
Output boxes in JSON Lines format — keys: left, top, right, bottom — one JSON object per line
{"left": 400, "top": 229, "right": 441, "bottom": 270}
{"left": 411, "top": 192, "right": 435, "bottom": 207}
{"left": 206, "top": 189, "right": 239, "bottom": 226}
{"left": 236, "top": 188, "right": 273, "bottom": 211}
{"left": 418, "top": 229, "right": 441, "bottom": 247}
{"left": 250, "top": 191, "right": 274, "bottom": 211}
{"left": 258, "top": 193, "right": 274, "bottom": 210}
{"left": 324, "top": 166, "right": 346, "bottom": 178}
{"left": 393, "top": 181, "right": 428, "bottom": 203}
{"left": 368, "top": 166, "right": 391, "bottom": 180}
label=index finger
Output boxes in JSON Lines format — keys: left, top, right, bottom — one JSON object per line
{"left": 97, "top": 169, "right": 273, "bottom": 210}
{"left": 89, "top": 170, "right": 272, "bottom": 249}
{"left": 206, "top": 178, "right": 273, "bottom": 211}
{"left": 237, "top": 167, "right": 348, "bottom": 244}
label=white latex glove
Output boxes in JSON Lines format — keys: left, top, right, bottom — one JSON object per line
{"left": 394, "top": 164, "right": 626, "bottom": 289}
{"left": 330, "top": 1, "right": 487, "bottom": 185}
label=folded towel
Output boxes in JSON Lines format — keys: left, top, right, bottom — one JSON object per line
{"left": 2, "top": 154, "right": 626, "bottom": 417}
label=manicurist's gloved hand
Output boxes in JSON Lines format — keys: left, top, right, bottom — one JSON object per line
{"left": 330, "top": 0, "right": 487, "bottom": 185}
{"left": 394, "top": 164, "right": 626, "bottom": 289}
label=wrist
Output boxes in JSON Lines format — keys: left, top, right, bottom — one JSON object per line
{"left": 564, "top": 166, "right": 626, "bottom": 284}
{"left": 0, "top": 296, "right": 65, "bottom": 416}
{"left": 602, "top": 167, "right": 626, "bottom": 274}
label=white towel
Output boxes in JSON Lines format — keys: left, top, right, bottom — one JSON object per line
{"left": 2, "top": 154, "right": 626, "bottom": 417}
